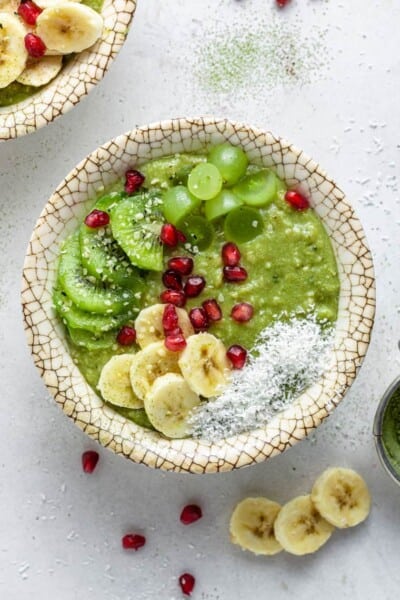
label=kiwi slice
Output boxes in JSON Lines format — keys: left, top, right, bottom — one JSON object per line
{"left": 141, "top": 154, "right": 206, "bottom": 188}
{"left": 53, "top": 288, "right": 136, "bottom": 335}
{"left": 68, "top": 327, "right": 118, "bottom": 350}
{"left": 58, "top": 232, "right": 135, "bottom": 314}
{"left": 110, "top": 191, "right": 164, "bottom": 271}
{"left": 94, "top": 191, "right": 126, "bottom": 213}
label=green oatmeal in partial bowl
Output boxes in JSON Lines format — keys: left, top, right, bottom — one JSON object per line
{"left": 52, "top": 144, "right": 340, "bottom": 440}
{"left": 22, "top": 118, "right": 375, "bottom": 473}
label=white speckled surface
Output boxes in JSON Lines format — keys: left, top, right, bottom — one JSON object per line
{"left": 1, "top": 0, "right": 399, "bottom": 597}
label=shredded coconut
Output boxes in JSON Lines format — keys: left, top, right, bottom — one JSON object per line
{"left": 189, "top": 316, "right": 335, "bottom": 441}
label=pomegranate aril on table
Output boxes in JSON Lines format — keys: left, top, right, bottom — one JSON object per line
{"left": 189, "top": 307, "right": 209, "bottom": 331}
{"left": 284, "top": 190, "right": 310, "bottom": 211}
{"left": 179, "top": 573, "right": 195, "bottom": 597}
{"left": 122, "top": 534, "right": 146, "bottom": 551}
{"left": 221, "top": 241, "right": 241, "bottom": 267}
{"left": 231, "top": 302, "right": 254, "bottom": 323}
{"left": 81, "top": 450, "right": 99, "bottom": 474}
{"left": 167, "top": 256, "right": 193, "bottom": 276}
{"left": 223, "top": 265, "right": 248, "bottom": 282}
{"left": 160, "top": 289, "right": 186, "bottom": 307}
{"left": 117, "top": 326, "right": 136, "bottom": 346}
{"left": 227, "top": 344, "right": 247, "bottom": 369}
{"left": 124, "top": 169, "right": 145, "bottom": 195}
{"left": 84, "top": 209, "right": 110, "bottom": 228}
{"left": 202, "top": 298, "right": 222, "bottom": 322}
{"left": 184, "top": 275, "right": 206, "bottom": 298}
{"left": 180, "top": 504, "right": 203, "bottom": 525}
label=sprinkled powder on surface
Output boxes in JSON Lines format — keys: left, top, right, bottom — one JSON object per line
{"left": 189, "top": 316, "right": 334, "bottom": 441}
{"left": 194, "top": 20, "right": 330, "bottom": 94}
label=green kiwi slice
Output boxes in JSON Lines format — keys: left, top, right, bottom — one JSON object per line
{"left": 68, "top": 327, "right": 118, "bottom": 350}
{"left": 141, "top": 153, "right": 206, "bottom": 188}
{"left": 58, "top": 232, "right": 135, "bottom": 314}
{"left": 110, "top": 191, "right": 164, "bottom": 271}
{"left": 53, "top": 289, "right": 136, "bottom": 335}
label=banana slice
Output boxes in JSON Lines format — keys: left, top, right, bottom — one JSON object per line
{"left": 135, "top": 303, "right": 194, "bottom": 349}
{"left": 178, "top": 333, "right": 231, "bottom": 398}
{"left": 98, "top": 354, "right": 143, "bottom": 409}
{"left": 0, "top": 12, "right": 28, "bottom": 89}
{"left": 274, "top": 495, "right": 334, "bottom": 556}
{"left": 36, "top": 2, "right": 103, "bottom": 54}
{"left": 0, "top": 0, "right": 19, "bottom": 13}
{"left": 17, "top": 55, "right": 63, "bottom": 86}
{"left": 36, "top": 0, "right": 81, "bottom": 8}
{"left": 130, "top": 340, "right": 181, "bottom": 401}
{"left": 311, "top": 467, "right": 371, "bottom": 529}
{"left": 144, "top": 373, "right": 200, "bottom": 438}
{"left": 230, "top": 497, "right": 283, "bottom": 556}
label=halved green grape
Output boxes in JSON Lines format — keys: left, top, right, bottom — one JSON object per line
{"left": 141, "top": 154, "right": 206, "bottom": 188}
{"left": 208, "top": 143, "right": 248, "bottom": 185}
{"left": 205, "top": 189, "right": 243, "bottom": 221}
{"left": 68, "top": 327, "right": 118, "bottom": 350}
{"left": 224, "top": 206, "right": 264, "bottom": 243}
{"left": 177, "top": 215, "right": 215, "bottom": 250}
{"left": 58, "top": 232, "right": 135, "bottom": 315}
{"left": 233, "top": 169, "right": 278, "bottom": 207}
{"left": 110, "top": 192, "right": 164, "bottom": 271}
{"left": 162, "top": 185, "right": 202, "bottom": 225}
{"left": 53, "top": 288, "right": 137, "bottom": 335}
{"left": 187, "top": 163, "right": 223, "bottom": 201}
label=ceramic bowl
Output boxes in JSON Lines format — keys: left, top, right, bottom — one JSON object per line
{"left": 21, "top": 117, "right": 376, "bottom": 473}
{"left": 373, "top": 376, "right": 400, "bottom": 487}
{"left": 0, "top": 0, "right": 137, "bottom": 141}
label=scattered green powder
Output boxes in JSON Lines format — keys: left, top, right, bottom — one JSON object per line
{"left": 195, "top": 20, "right": 330, "bottom": 94}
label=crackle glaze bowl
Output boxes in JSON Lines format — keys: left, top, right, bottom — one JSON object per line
{"left": 21, "top": 118, "right": 376, "bottom": 473}
{"left": 0, "top": 0, "right": 137, "bottom": 141}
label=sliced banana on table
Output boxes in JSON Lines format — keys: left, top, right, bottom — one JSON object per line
{"left": 98, "top": 354, "right": 143, "bottom": 409}
{"left": 311, "top": 467, "right": 371, "bottom": 529}
{"left": 178, "top": 333, "right": 231, "bottom": 398}
{"left": 17, "top": 55, "right": 63, "bottom": 86}
{"left": 130, "top": 340, "right": 181, "bottom": 401}
{"left": 0, "top": 12, "right": 28, "bottom": 89}
{"left": 36, "top": 2, "right": 103, "bottom": 54}
{"left": 274, "top": 495, "right": 334, "bottom": 556}
{"left": 230, "top": 497, "right": 283, "bottom": 556}
{"left": 135, "top": 303, "right": 194, "bottom": 349}
{"left": 144, "top": 373, "right": 200, "bottom": 438}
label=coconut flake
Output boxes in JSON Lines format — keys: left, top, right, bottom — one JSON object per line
{"left": 189, "top": 316, "right": 334, "bottom": 441}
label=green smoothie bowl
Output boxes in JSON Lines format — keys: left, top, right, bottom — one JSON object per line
{"left": 21, "top": 117, "right": 375, "bottom": 473}
{"left": 0, "top": 0, "right": 137, "bottom": 141}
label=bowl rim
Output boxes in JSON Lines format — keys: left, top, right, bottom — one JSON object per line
{"left": 21, "top": 116, "right": 376, "bottom": 473}
{"left": 0, "top": 0, "right": 137, "bottom": 141}
{"left": 373, "top": 374, "right": 400, "bottom": 487}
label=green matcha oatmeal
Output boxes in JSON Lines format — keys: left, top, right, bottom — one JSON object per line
{"left": 53, "top": 144, "right": 340, "bottom": 440}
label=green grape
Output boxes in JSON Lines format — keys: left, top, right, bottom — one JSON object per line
{"left": 204, "top": 189, "right": 243, "bottom": 221}
{"left": 177, "top": 215, "right": 215, "bottom": 250}
{"left": 208, "top": 143, "right": 248, "bottom": 185}
{"left": 162, "top": 185, "right": 201, "bottom": 225}
{"left": 224, "top": 206, "right": 264, "bottom": 243}
{"left": 187, "top": 163, "right": 223, "bottom": 201}
{"left": 233, "top": 169, "right": 278, "bottom": 207}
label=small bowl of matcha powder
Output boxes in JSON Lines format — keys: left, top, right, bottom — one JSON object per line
{"left": 374, "top": 375, "right": 400, "bottom": 486}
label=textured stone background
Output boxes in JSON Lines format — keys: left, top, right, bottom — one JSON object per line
{"left": 0, "top": 0, "right": 399, "bottom": 598}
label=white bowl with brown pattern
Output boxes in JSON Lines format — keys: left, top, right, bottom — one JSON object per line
{"left": 21, "top": 117, "right": 376, "bottom": 473}
{"left": 0, "top": 0, "right": 137, "bottom": 141}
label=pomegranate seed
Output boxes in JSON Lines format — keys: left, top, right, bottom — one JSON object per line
{"left": 179, "top": 573, "right": 195, "bottom": 596}
{"left": 276, "top": 0, "right": 291, "bottom": 7}
{"left": 165, "top": 333, "right": 187, "bottom": 352}
{"left": 117, "top": 326, "right": 136, "bottom": 346}
{"left": 18, "top": 0, "right": 42, "bottom": 25}
{"left": 84, "top": 209, "right": 110, "bottom": 228}
{"left": 231, "top": 302, "right": 254, "bottom": 323}
{"left": 168, "top": 256, "right": 193, "bottom": 276}
{"left": 124, "top": 169, "right": 145, "bottom": 195}
{"left": 221, "top": 242, "right": 241, "bottom": 267}
{"left": 81, "top": 450, "right": 99, "bottom": 473}
{"left": 160, "top": 289, "right": 186, "bottom": 307}
{"left": 184, "top": 275, "right": 206, "bottom": 298}
{"left": 227, "top": 345, "right": 247, "bottom": 369}
{"left": 162, "top": 304, "right": 179, "bottom": 334}
{"left": 162, "top": 269, "right": 183, "bottom": 291}
{"left": 189, "top": 307, "right": 209, "bottom": 331}
{"left": 223, "top": 266, "right": 248, "bottom": 282}
{"left": 202, "top": 298, "right": 222, "bottom": 322}
{"left": 180, "top": 504, "right": 202, "bottom": 525}
{"left": 177, "top": 230, "right": 187, "bottom": 243}
{"left": 284, "top": 190, "right": 309, "bottom": 211}
{"left": 160, "top": 223, "right": 179, "bottom": 248}
{"left": 122, "top": 534, "right": 146, "bottom": 551}
{"left": 24, "top": 33, "right": 46, "bottom": 57}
